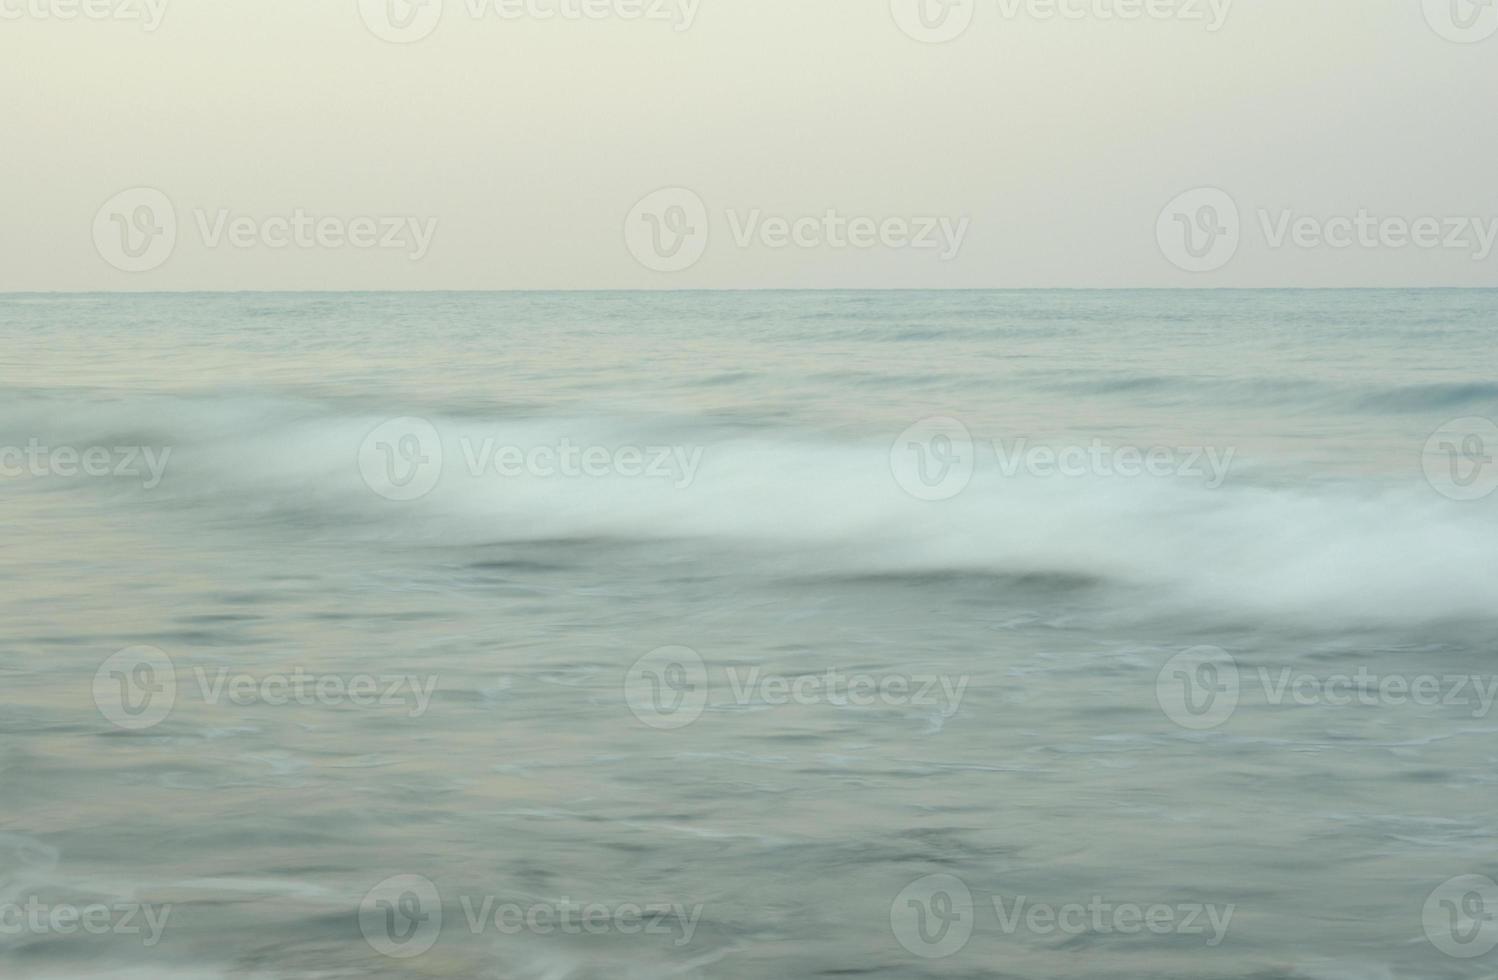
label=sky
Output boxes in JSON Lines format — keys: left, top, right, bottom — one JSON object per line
{"left": 3, "top": 0, "right": 1497, "bottom": 290}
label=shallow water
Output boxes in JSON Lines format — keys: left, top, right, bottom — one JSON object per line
{"left": 3, "top": 290, "right": 1497, "bottom": 978}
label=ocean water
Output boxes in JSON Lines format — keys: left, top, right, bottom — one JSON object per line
{"left": 2, "top": 289, "right": 1497, "bottom": 979}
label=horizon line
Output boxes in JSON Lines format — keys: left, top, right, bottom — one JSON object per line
{"left": 5, "top": 286, "right": 1498, "bottom": 296}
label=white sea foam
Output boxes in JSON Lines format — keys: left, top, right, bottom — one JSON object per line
{"left": 8, "top": 393, "right": 1496, "bottom": 626}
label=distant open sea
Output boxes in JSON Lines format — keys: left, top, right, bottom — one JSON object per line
{"left": 3, "top": 290, "right": 1497, "bottom": 979}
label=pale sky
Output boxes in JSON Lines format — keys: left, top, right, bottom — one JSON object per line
{"left": 3, "top": 0, "right": 1497, "bottom": 290}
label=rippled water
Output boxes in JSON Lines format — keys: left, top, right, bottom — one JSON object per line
{"left": 3, "top": 290, "right": 1497, "bottom": 979}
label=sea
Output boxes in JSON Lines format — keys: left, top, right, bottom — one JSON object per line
{"left": 2, "top": 289, "right": 1496, "bottom": 979}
